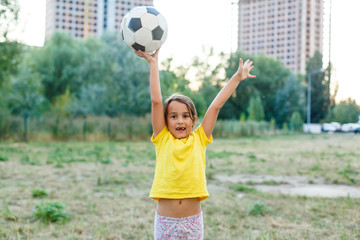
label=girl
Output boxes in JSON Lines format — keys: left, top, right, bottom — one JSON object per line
{"left": 135, "top": 49, "right": 255, "bottom": 239}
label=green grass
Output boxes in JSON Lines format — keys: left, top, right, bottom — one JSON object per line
{"left": 0, "top": 133, "right": 359, "bottom": 239}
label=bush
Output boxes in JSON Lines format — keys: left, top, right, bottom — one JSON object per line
{"left": 290, "top": 111, "right": 303, "bottom": 132}
{"left": 31, "top": 202, "right": 71, "bottom": 224}
{"left": 325, "top": 98, "right": 360, "bottom": 124}
{"left": 0, "top": 155, "right": 8, "bottom": 162}
{"left": 31, "top": 189, "right": 48, "bottom": 198}
{"left": 248, "top": 200, "right": 269, "bottom": 216}
{"left": 1, "top": 115, "right": 152, "bottom": 141}
{"left": 1, "top": 115, "right": 283, "bottom": 141}
{"left": 212, "top": 120, "right": 274, "bottom": 138}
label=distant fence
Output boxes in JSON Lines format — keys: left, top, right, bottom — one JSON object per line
{"left": 0, "top": 115, "right": 277, "bottom": 142}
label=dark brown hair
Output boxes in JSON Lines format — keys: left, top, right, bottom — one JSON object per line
{"left": 163, "top": 94, "right": 197, "bottom": 126}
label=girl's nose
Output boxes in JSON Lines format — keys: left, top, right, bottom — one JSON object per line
{"left": 177, "top": 117, "right": 184, "bottom": 124}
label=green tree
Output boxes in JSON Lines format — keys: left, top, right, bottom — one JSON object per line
{"left": 69, "top": 36, "right": 109, "bottom": 116}
{"left": 0, "top": 0, "right": 21, "bottom": 120}
{"left": 190, "top": 48, "right": 224, "bottom": 117}
{"left": 34, "top": 32, "right": 85, "bottom": 104}
{"left": 275, "top": 74, "right": 305, "bottom": 125}
{"left": 247, "top": 95, "right": 265, "bottom": 121}
{"left": 100, "top": 32, "right": 150, "bottom": 116}
{"left": 0, "top": 41, "right": 22, "bottom": 86}
{"left": 0, "top": 42, "right": 22, "bottom": 127}
{"left": 325, "top": 98, "right": 360, "bottom": 124}
{"left": 222, "top": 51, "right": 290, "bottom": 121}
{"left": 306, "top": 51, "right": 329, "bottom": 123}
{"left": 69, "top": 32, "right": 150, "bottom": 117}
{"left": 290, "top": 111, "right": 303, "bottom": 132}
{"left": 160, "top": 58, "right": 191, "bottom": 97}
{"left": 52, "top": 87, "right": 72, "bottom": 119}
{"left": 7, "top": 48, "right": 44, "bottom": 116}
{"left": 0, "top": 0, "right": 19, "bottom": 40}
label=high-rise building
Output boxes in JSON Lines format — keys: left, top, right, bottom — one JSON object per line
{"left": 237, "top": 0, "right": 323, "bottom": 74}
{"left": 46, "top": 0, "right": 153, "bottom": 40}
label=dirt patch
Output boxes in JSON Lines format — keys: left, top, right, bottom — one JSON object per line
{"left": 214, "top": 174, "right": 360, "bottom": 198}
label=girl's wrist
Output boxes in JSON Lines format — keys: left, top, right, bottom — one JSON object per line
{"left": 149, "top": 60, "right": 158, "bottom": 67}
{"left": 233, "top": 73, "right": 244, "bottom": 82}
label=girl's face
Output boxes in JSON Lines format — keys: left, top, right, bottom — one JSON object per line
{"left": 166, "top": 101, "right": 194, "bottom": 139}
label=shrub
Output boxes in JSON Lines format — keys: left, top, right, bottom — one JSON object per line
{"left": 31, "top": 189, "right": 48, "bottom": 198}
{"left": 248, "top": 200, "right": 269, "bottom": 216}
{"left": 0, "top": 155, "right": 8, "bottom": 162}
{"left": 31, "top": 202, "right": 71, "bottom": 224}
{"left": 290, "top": 111, "right": 303, "bottom": 132}
{"left": 213, "top": 120, "right": 274, "bottom": 138}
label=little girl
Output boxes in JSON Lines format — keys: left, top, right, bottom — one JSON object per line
{"left": 135, "top": 49, "right": 255, "bottom": 239}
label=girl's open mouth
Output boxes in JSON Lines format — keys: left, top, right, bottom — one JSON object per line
{"left": 176, "top": 127, "right": 186, "bottom": 132}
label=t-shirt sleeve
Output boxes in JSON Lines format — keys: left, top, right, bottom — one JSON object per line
{"left": 151, "top": 126, "right": 168, "bottom": 145}
{"left": 195, "top": 124, "right": 213, "bottom": 147}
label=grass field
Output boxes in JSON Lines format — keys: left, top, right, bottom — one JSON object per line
{"left": 0, "top": 133, "right": 359, "bottom": 239}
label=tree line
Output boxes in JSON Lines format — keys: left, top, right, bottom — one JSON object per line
{"left": 1, "top": 32, "right": 359, "bottom": 128}
{"left": 1, "top": 0, "right": 359, "bottom": 139}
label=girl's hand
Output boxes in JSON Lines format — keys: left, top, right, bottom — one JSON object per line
{"left": 134, "top": 48, "right": 160, "bottom": 64}
{"left": 235, "top": 58, "right": 256, "bottom": 81}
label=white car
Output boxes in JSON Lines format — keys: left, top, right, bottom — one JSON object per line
{"left": 322, "top": 122, "right": 341, "bottom": 133}
{"left": 340, "top": 123, "right": 360, "bottom": 133}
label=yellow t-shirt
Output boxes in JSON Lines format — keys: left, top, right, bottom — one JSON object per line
{"left": 150, "top": 124, "right": 213, "bottom": 201}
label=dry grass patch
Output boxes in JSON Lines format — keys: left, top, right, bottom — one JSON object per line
{"left": 0, "top": 133, "right": 359, "bottom": 239}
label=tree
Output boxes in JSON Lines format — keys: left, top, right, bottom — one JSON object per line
{"left": 100, "top": 32, "right": 150, "bottom": 116}
{"left": 0, "top": 41, "right": 22, "bottom": 123}
{"left": 290, "top": 111, "right": 303, "bottom": 132}
{"left": 34, "top": 32, "right": 86, "bottom": 103}
{"left": 0, "top": 41, "right": 22, "bottom": 86}
{"left": 8, "top": 50, "right": 45, "bottom": 118}
{"left": 160, "top": 58, "right": 188, "bottom": 96}
{"left": 247, "top": 95, "right": 265, "bottom": 121}
{"left": 190, "top": 48, "right": 224, "bottom": 117}
{"left": 222, "top": 51, "right": 291, "bottom": 121}
{"left": 0, "top": 0, "right": 19, "bottom": 40}
{"left": 325, "top": 98, "right": 360, "bottom": 124}
{"left": 0, "top": 0, "right": 21, "bottom": 121}
{"left": 4, "top": 47, "right": 44, "bottom": 141}
{"left": 306, "top": 51, "right": 329, "bottom": 123}
{"left": 275, "top": 74, "right": 305, "bottom": 125}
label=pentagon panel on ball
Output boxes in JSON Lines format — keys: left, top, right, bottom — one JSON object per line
{"left": 120, "top": 6, "right": 168, "bottom": 53}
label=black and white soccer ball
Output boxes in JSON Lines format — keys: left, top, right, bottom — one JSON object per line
{"left": 121, "top": 6, "right": 168, "bottom": 53}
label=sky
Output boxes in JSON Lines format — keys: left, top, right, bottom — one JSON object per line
{"left": 10, "top": 0, "right": 360, "bottom": 104}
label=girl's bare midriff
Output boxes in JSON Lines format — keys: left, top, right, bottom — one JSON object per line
{"left": 157, "top": 198, "right": 201, "bottom": 218}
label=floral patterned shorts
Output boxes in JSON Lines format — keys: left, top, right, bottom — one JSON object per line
{"left": 154, "top": 212, "right": 204, "bottom": 240}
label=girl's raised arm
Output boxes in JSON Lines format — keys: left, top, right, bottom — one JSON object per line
{"left": 135, "top": 49, "right": 165, "bottom": 138}
{"left": 202, "top": 58, "right": 256, "bottom": 139}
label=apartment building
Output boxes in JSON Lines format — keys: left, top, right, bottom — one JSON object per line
{"left": 45, "top": 0, "right": 153, "bottom": 40}
{"left": 237, "top": 0, "right": 323, "bottom": 74}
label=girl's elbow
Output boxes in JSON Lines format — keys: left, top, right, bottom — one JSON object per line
{"left": 209, "top": 104, "right": 221, "bottom": 112}
{"left": 152, "top": 99, "right": 163, "bottom": 105}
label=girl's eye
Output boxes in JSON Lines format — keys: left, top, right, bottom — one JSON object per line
{"left": 170, "top": 115, "right": 176, "bottom": 119}
{"left": 184, "top": 115, "right": 189, "bottom": 118}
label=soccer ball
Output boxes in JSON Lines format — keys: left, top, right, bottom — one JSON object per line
{"left": 121, "top": 6, "right": 168, "bottom": 53}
